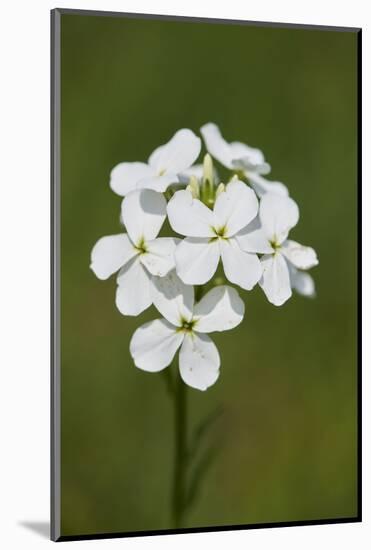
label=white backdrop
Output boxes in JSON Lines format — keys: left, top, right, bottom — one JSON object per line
{"left": 0, "top": 1, "right": 368, "bottom": 548}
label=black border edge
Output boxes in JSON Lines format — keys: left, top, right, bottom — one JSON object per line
{"left": 57, "top": 517, "right": 360, "bottom": 542}
{"left": 51, "top": 7, "right": 61, "bottom": 543}
{"left": 50, "top": 9, "right": 362, "bottom": 543}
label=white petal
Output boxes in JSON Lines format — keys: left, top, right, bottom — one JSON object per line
{"left": 200, "top": 123, "right": 270, "bottom": 175}
{"left": 130, "top": 319, "right": 184, "bottom": 372}
{"left": 136, "top": 174, "right": 179, "bottom": 193}
{"left": 220, "top": 238, "right": 262, "bottom": 290}
{"left": 254, "top": 162, "right": 271, "bottom": 175}
{"left": 230, "top": 142, "right": 270, "bottom": 174}
{"left": 281, "top": 240, "right": 319, "bottom": 270}
{"left": 121, "top": 189, "right": 166, "bottom": 245}
{"left": 179, "top": 333, "right": 220, "bottom": 391}
{"left": 116, "top": 258, "right": 152, "bottom": 316}
{"left": 90, "top": 233, "right": 137, "bottom": 280}
{"left": 259, "top": 193, "right": 299, "bottom": 245}
{"left": 259, "top": 253, "right": 292, "bottom": 306}
{"left": 248, "top": 173, "right": 289, "bottom": 198}
{"left": 109, "top": 162, "right": 155, "bottom": 196}
{"left": 234, "top": 160, "right": 271, "bottom": 176}
{"left": 214, "top": 180, "right": 258, "bottom": 236}
{"left": 200, "top": 122, "right": 234, "bottom": 168}
{"left": 194, "top": 286, "right": 244, "bottom": 333}
{"left": 167, "top": 190, "right": 215, "bottom": 237}
{"left": 230, "top": 141, "right": 265, "bottom": 164}
{"left": 151, "top": 270, "right": 194, "bottom": 326}
{"left": 148, "top": 129, "right": 201, "bottom": 174}
{"left": 289, "top": 265, "right": 316, "bottom": 297}
{"left": 236, "top": 219, "right": 273, "bottom": 254}
{"left": 140, "top": 237, "right": 179, "bottom": 277}
{"left": 175, "top": 238, "right": 220, "bottom": 285}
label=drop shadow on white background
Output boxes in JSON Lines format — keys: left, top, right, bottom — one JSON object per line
{"left": 18, "top": 522, "right": 49, "bottom": 540}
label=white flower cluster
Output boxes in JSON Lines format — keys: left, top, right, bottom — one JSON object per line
{"left": 90, "top": 123, "right": 318, "bottom": 391}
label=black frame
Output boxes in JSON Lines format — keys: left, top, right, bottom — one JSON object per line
{"left": 51, "top": 8, "right": 362, "bottom": 542}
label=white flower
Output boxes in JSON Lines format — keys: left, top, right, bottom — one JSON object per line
{"left": 237, "top": 193, "right": 318, "bottom": 306}
{"left": 90, "top": 189, "right": 178, "bottom": 315}
{"left": 200, "top": 122, "right": 288, "bottom": 198}
{"left": 110, "top": 129, "right": 201, "bottom": 196}
{"left": 167, "top": 180, "right": 262, "bottom": 290}
{"left": 130, "top": 272, "right": 245, "bottom": 390}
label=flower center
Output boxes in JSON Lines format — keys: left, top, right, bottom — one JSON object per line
{"left": 158, "top": 168, "right": 166, "bottom": 176}
{"left": 135, "top": 236, "right": 147, "bottom": 255}
{"left": 210, "top": 225, "right": 228, "bottom": 241}
{"left": 269, "top": 238, "right": 281, "bottom": 251}
{"left": 177, "top": 317, "right": 197, "bottom": 333}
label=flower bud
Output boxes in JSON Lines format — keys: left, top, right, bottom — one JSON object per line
{"left": 200, "top": 154, "right": 215, "bottom": 206}
{"left": 203, "top": 153, "right": 214, "bottom": 187}
{"left": 186, "top": 175, "right": 200, "bottom": 199}
{"left": 215, "top": 183, "right": 225, "bottom": 198}
{"left": 212, "top": 276, "right": 226, "bottom": 287}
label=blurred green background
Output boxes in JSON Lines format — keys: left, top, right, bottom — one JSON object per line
{"left": 60, "top": 12, "right": 358, "bottom": 537}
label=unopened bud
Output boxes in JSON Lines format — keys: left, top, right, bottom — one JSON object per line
{"left": 186, "top": 175, "right": 200, "bottom": 199}
{"left": 203, "top": 153, "right": 214, "bottom": 187}
{"left": 213, "top": 276, "right": 226, "bottom": 287}
{"left": 215, "top": 183, "right": 225, "bottom": 198}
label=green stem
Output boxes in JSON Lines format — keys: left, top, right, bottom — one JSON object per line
{"left": 171, "top": 280, "right": 214, "bottom": 527}
{"left": 172, "top": 370, "right": 187, "bottom": 528}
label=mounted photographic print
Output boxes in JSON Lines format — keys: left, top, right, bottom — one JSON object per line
{"left": 51, "top": 8, "right": 361, "bottom": 542}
